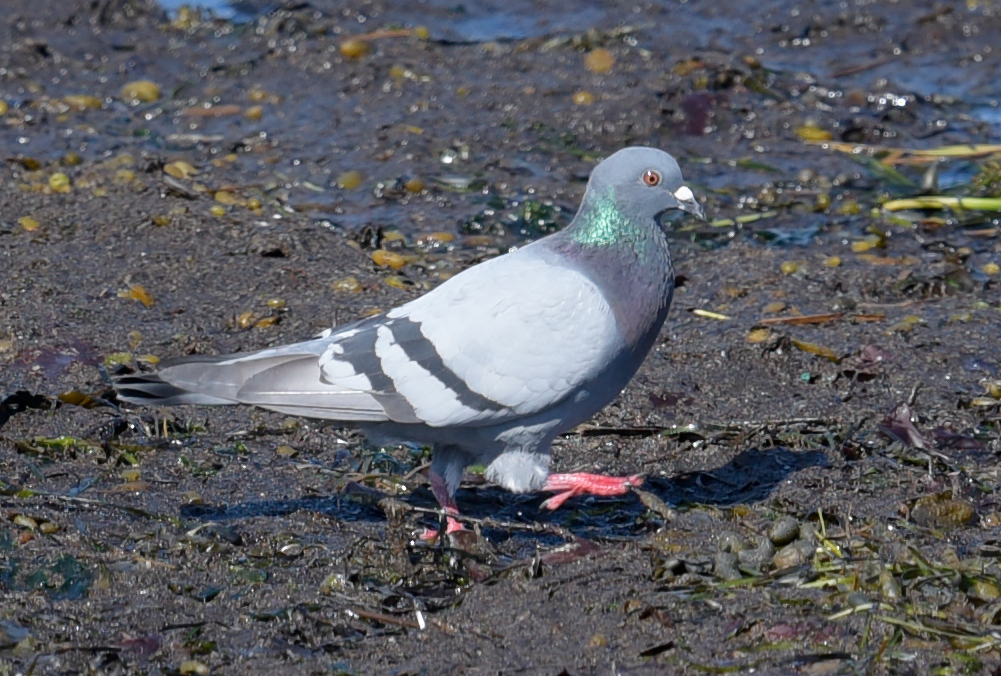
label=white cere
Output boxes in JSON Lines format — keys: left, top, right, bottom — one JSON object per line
{"left": 673, "top": 185, "right": 694, "bottom": 202}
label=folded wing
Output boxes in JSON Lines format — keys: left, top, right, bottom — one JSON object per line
{"left": 117, "top": 247, "right": 623, "bottom": 428}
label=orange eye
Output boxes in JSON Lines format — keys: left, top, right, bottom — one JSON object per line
{"left": 642, "top": 169, "right": 661, "bottom": 186}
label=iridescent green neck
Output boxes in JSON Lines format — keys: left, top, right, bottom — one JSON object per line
{"left": 568, "top": 182, "right": 652, "bottom": 248}
{"left": 569, "top": 188, "right": 633, "bottom": 247}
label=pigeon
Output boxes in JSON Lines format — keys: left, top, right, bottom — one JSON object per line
{"left": 115, "top": 146, "right": 704, "bottom": 535}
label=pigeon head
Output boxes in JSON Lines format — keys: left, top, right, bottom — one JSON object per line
{"left": 569, "top": 147, "right": 703, "bottom": 248}
{"left": 593, "top": 146, "right": 703, "bottom": 222}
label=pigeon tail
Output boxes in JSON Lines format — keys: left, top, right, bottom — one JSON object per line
{"left": 115, "top": 372, "right": 236, "bottom": 406}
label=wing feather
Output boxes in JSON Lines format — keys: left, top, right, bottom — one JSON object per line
{"left": 317, "top": 245, "right": 623, "bottom": 428}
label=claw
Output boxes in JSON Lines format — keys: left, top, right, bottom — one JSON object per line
{"left": 540, "top": 472, "right": 644, "bottom": 510}
{"left": 540, "top": 490, "right": 573, "bottom": 511}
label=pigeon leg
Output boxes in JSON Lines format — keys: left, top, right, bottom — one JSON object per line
{"left": 419, "top": 468, "right": 465, "bottom": 540}
{"left": 540, "top": 472, "right": 644, "bottom": 510}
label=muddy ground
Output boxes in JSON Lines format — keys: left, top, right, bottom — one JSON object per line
{"left": 2, "top": 1, "right": 1001, "bottom": 674}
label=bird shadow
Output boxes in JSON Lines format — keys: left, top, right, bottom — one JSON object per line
{"left": 644, "top": 445, "right": 831, "bottom": 510}
{"left": 453, "top": 445, "right": 829, "bottom": 543}
{"left": 179, "top": 446, "right": 829, "bottom": 544}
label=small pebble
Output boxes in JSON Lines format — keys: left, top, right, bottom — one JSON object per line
{"left": 772, "top": 540, "right": 813, "bottom": 569}
{"left": 13, "top": 515, "right": 38, "bottom": 530}
{"left": 714, "top": 552, "right": 742, "bottom": 581}
{"left": 737, "top": 539, "right": 775, "bottom": 569}
{"left": 769, "top": 516, "right": 800, "bottom": 546}
{"left": 911, "top": 494, "right": 974, "bottom": 529}
{"left": 718, "top": 530, "right": 747, "bottom": 553}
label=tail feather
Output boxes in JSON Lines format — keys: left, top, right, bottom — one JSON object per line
{"left": 113, "top": 347, "right": 391, "bottom": 422}
{"left": 155, "top": 354, "right": 320, "bottom": 402}
{"left": 115, "top": 373, "right": 236, "bottom": 406}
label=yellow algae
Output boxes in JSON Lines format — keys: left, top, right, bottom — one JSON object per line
{"left": 121, "top": 80, "right": 160, "bottom": 104}
{"left": 584, "top": 48, "right": 614, "bottom": 74}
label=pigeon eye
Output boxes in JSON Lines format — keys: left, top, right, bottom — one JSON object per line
{"left": 642, "top": 170, "right": 661, "bottom": 186}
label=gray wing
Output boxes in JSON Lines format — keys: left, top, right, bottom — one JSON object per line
{"left": 315, "top": 247, "right": 624, "bottom": 427}
{"left": 118, "top": 247, "right": 623, "bottom": 427}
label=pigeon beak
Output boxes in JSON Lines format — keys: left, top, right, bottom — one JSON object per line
{"left": 680, "top": 197, "right": 706, "bottom": 222}
{"left": 671, "top": 185, "right": 706, "bottom": 221}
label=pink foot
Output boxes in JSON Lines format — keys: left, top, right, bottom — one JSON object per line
{"left": 541, "top": 472, "right": 644, "bottom": 510}
{"left": 418, "top": 515, "right": 466, "bottom": 541}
